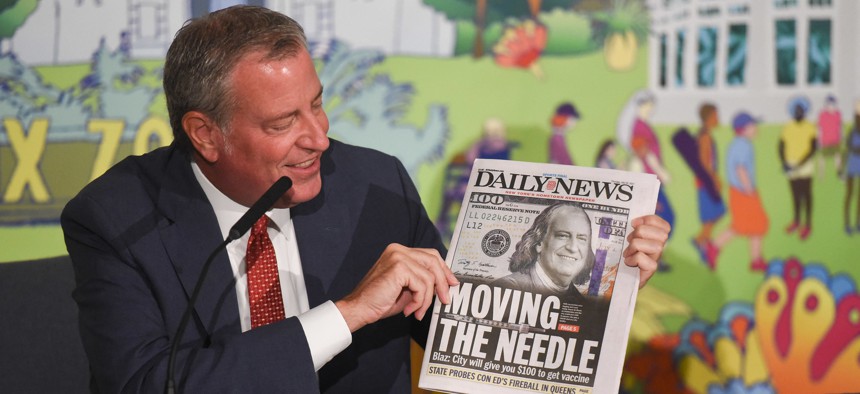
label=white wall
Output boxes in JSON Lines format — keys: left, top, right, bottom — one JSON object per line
{"left": 646, "top": 0, "right": 856, "bottom": 126}
{"left": 9, "top": 0, "right": 454, "bottom": 66}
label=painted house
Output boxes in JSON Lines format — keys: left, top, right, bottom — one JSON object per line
{"left": 9, "top": 0, "right": 187, "bottom": 64}
{"left": 646, "top": 0, "right": 859, "bottom": 124}
{"left": 9, "top": 0, "right": 454, "bottom": 66}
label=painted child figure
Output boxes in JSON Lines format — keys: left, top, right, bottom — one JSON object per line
{"left": 693, "top": 103, "right": 726, "bottom": 265}
{"left": 711, "top": 112, "right": 769, "bottom": 271}
{"left": 780, "top": 96, "right": 817, "bottom": 240}
{"left": 841, "top": 100, "right": 860, "bottom": 234}
{"left": 817, "top": 95, "right": 843, "bottom": 177}
{"left": 548, "top": 102, "right": 579, "bottom": 165}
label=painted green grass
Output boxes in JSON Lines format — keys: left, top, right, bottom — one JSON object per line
{"left": 5, "top": 49, "right": 857, "bottom": 330}
{"left": 0, "top": 226, "right": 67, "bottom": 263}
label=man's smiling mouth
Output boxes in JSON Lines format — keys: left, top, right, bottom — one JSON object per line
{"left": 288, "top": 158, "right": 315, "bottom": 168}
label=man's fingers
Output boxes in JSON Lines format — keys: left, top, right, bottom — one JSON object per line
{"left": 428, "top": 264, "right": 452, "bottom": 305}
{"left": 397, "top": 289, "right": 417, "bottom": 317}
{"left": 632, "top": 214, "right": 671, "bottom": 231}
{"left": 397, "top": 250, "right": 445, "bottom": 320}
{"left": 619, "top": 215, "right": 669, "bottom": 289}
{"left": 417, "top": 276, "right": 435, "bottom": 320}
{"left": 408, "top": 264, "right": 435, "bottom": 320}
{"left": 411, "top": 246, "right": 459, "bottom": 304}
{"left": 626, "top": 222, "right": 669, "bottom": 247}
{"left": 624, "top": 251, "right": 657, "bottom": 288}
{"left": 341, "top": 243, "right": 459, "bottom": 330}
{"left": 625, "top": 215, "right": 670, "bottom": 258}
{"left": 624, "top": 237, "right": 664, "bottom": 261}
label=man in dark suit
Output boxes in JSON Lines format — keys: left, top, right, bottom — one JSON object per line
{"left": 493, "top": 203, "right": 598, "bottom": 299}
{"left": 62, "top": 5, "right": 670, "bottom": 393}
{"left": 493, "top": 203, "right": 609, "bottom": 342}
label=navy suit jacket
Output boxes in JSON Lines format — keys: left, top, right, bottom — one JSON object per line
{"left": 62, "top": 139, "right": 445, "bottom": 393}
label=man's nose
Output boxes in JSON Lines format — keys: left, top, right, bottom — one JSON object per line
{"left": 565, "top": 239, "right": 584, "bottom": 255}
{"left": 297, "top": 113, "right": 330, "bottom": 149}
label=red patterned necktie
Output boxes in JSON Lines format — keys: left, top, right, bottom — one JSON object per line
{"left": 246, "top": 215, "right": 285, "bottom": 329}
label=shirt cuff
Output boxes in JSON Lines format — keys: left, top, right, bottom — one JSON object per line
{"left": 298, "top": 300, "right": 352, "bottom": 371}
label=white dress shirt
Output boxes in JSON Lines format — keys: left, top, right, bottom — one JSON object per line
{"left": 192, "top": 163, "right": 351, "bottom": 371}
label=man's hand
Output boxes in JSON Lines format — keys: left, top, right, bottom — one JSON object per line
{"left": 335, "top": 244, "right": 459, "bottom": 333}
{"left": 623, "top": 215, "right": 671, "bottom": 288}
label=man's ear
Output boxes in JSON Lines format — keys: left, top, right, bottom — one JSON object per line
{"left": 535, "top": 242, "right": 542, "bottom": 255}
{"left": 183, "top": 111, "right": 222, "bottom": 163}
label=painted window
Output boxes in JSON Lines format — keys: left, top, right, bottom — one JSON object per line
{"left": 697, "top": 26, "right": 717, "bottom": 87}
{"left": 809, "top": 0, "right": 832, "bottom": 7}
{"left": 774, "top": 0, "right": 798, "bottom": 7}
{"left": 659, "top": 34, "right": 667, "bottom": 88}
{"left": 775, "top": 19, "right": 797, "bottom": 85}
{"left": 807, "top": 19, "right": 832, "bottom": 84}
{"left": 698, "top": 6, "right": 720, "bottom": 17}
{"left": 728, "top": 4, "right": 750, "bottom": 15}
{"left": 727, "top": 24, "right": 747, "bottom": 86}
{"left": 676, "top": 29, "right": 685, "bottom": 87}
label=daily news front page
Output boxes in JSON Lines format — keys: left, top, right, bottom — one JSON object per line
{"left": 419, "top": 159, "right": 660, "bottom": 394}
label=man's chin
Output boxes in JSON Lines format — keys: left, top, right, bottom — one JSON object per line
{"left": 278, "top": 182, "right": 322, "bottom": 208}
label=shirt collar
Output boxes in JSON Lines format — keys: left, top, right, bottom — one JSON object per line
{"left": 534, "top": 261, "right": 569, "bottom": 293}
{"left": 191, "top": 162, "right": 291, "bottom": 240}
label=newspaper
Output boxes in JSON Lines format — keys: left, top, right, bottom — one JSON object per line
{"left": 419, "top": 159, "right": 660, "bottom": 394}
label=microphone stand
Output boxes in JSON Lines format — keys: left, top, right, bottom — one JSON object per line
{"left": 165, "top": 237, "right": 233, "bottom": 394}
{"left": 165, "top": 176, "right": 291, "bottom": 394}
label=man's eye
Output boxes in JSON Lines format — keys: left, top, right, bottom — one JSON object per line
{"left": 271, "top": 118, "right": 296, "bottom": 131}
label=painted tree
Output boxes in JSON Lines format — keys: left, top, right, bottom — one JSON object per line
{"left": 423, "top": 0, "right": 579, "bottom": 58}
{"left": 591, "top": 0, "right": 649, "bottom": 71}
{"left": 493, "top": 19, "right": 547, "bottom": 77}
{"left": 0, "top": 0, "right": 39, "bottom": 52}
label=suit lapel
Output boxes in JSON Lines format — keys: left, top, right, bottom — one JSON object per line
{"left": 292, "top": 143, "right": 357, "bottom": 307}
{"left": 292, "top": 184, "right": 352, "bottom": 308}
{"left": 156, "top": 148, "right": 241, "bottom": 336}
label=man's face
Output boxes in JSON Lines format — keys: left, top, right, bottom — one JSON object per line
{"left": 746, "top": 124, "right": 758, "bottom": 138}
{"left": 638, "top": 101, "right": 653, "bottom": 119}
{"left": 793, "top": 105, "right": 805, "bottom": 121}
{"left": 706, "top": 110, "right": 719, "bottom": 129}
{"left": 536, "top": 206, "right": 592, "bottom": 288}
{"left": 203, "top": 49, "right": 330, "bottom": 208}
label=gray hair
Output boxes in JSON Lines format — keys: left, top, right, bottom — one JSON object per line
{"left": 163, "top": 5, "right": 308, "bottom": 152}
{"left": 508, "top": 202, "right": 596, "bottom": 286}
{"left": 616, "top": 89, "right": 655, "bottom": 151}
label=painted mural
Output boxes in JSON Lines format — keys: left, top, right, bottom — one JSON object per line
{"left": 1, "top": 0, "right": 858, "bottom": 393}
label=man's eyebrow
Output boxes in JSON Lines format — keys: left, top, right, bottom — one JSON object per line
{"left": 267, "top": 86, "right": 325, "bottom": 122}
{"left": 268, "top": 109, "right": 298, "bottom": 123}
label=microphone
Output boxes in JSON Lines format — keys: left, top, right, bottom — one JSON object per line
{"left": 166, "top": 176, "right": 292, "bottom": 394}
{"left": 229, "top": 176, "right": 293, "bottom": 241}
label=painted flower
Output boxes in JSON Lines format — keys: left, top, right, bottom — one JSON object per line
{"left": 755, "top": 257, "right": 860, "bottom": 393}
{"left": 674, "top": 302, "right": 773, "bottom": 394}
{"left": 492, "top": 19, "right": 547, "bottom": 78}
